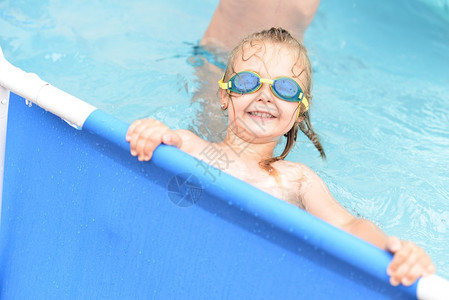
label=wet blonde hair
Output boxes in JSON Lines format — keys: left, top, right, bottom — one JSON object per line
{"left": 223, "top": 27, "right": 325, "bottom": 174}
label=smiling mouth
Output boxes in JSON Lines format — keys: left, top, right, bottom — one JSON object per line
{"left": 248, "top": 111, "right": 276, "bottom": 119}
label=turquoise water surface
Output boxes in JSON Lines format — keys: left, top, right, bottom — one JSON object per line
{"left": 1, "top": 0, "right": 448, "bottom": 278}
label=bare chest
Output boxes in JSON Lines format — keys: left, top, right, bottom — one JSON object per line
{"left": 227, "top": 163, "right": 305, "bottom": 209}
{"left": 185, "top": 140, "right": 305, "bottom": 208}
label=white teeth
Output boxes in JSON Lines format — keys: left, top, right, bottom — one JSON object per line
{"left": 249, "top": 112, "right": 274, "bottom": 118}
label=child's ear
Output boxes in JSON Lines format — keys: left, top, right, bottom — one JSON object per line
{"left": 219, "top": 89, "right": 229, "bottom": 105}
{"left": 219, "top": 89, "right": 228, "bottom": 100}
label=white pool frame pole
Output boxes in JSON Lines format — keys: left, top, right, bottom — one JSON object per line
{"left": 0, "top": 46, "right": 96, "bottom": 130}
{"left": 418, "top": 274, "right": 449, "bottom": 300}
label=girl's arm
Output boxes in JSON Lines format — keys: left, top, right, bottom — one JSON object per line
{"left": 298, "top": 164, "right": 436, "bottom": 286}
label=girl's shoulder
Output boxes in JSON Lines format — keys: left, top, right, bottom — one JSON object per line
{"left": 268, "top": 160, "right": 322, "bottom": 208}
{"left": 273, "top": 159, "right": 316, "bottom": 177}
{"left": 273, "top": 159, "right": 324, "bottom": 192}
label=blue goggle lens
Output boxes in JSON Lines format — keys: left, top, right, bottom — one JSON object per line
{"left": 273, "top": 78, "right": 299, "bottom": 99}
{"left": 232, "top": 72, "right": 260, "bottom": 93}
{"left": 229, "top": 71, "right": 302, "bottom": 102}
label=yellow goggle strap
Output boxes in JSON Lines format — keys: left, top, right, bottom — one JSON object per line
{"left": 218, "top": 74, "right": 228, "bottom": 89}
{"left": 297, "top": 97, "right": 309, "bottom": 120}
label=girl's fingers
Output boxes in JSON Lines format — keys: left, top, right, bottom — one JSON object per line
{"left": 402, "top": 256, "right": 430, "bottom": 286}
{"left": 135, "top": 126, "right": 161, "bottom": 160}
{"left": 129, "top": 122, "right": 153, "bottom": 156}
{"left": 136, "top": 136, "right": 149, "bottom": 161}
{"left": 387, "top": 241, "right": 411, "bottom": 275}
{"left": 127, "top": 119, "right": 182, "bottom": 161}
{"left": 391, "top": 247, "right": 419, "bottom": 285}
{"left": 126, "top": 119, "right": 142, "bottom": 141}
{"left": 386, "top": 238, "right": 436, "bottom": 286}
{"left": 142, "top": 137, "right": 160, "bottom": 161}
{"left": 424, "top": 263, "right": 436, "bottom": 277}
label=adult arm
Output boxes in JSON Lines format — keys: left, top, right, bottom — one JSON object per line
{"left": 201, "top": 0, "right": 321, "bottom": 50}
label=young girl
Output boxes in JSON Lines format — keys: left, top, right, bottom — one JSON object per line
{"left": 126, "top": 28, "right": 435, "bottom": 287}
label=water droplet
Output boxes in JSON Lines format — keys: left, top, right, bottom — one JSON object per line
{"left": 62, "top": 118, "right": 82, "bottom": 130}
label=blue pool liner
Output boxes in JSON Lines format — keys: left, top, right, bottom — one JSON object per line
{"left": 1, "top": 92, "right": 418, "bottom": 299}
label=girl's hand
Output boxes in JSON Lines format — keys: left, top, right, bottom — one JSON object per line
{"left": 386, "top": 236, "right": 436, "bottom": 286}
{"left": 126, "top": 119, "right": 182, "bottom": 161}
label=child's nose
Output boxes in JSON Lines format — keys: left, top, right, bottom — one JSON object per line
{"left": 256, "top": 83, "right": 274, "bottom": 102}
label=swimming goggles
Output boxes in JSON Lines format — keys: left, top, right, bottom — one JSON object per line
{"left": 218, "top": 70, "right": 309, "bottom": 111}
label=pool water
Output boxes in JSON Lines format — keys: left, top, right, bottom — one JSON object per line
{"left": 1, "top": 0, "right": 448, "bottom": 278}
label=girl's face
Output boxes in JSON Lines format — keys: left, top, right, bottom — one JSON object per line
{"left": 221, "top": 42, "right": 307, "bottom": 144}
